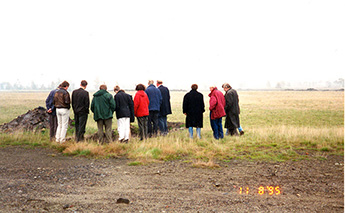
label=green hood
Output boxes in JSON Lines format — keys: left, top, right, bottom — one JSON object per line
{"left": 91, "top": 90, "right": 116, "bottom": 121}
{"left": 93, "top": 89, "right": 108, "bottom": 97}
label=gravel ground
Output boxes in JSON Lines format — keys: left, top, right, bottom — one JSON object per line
{"left": 0, "top": 146, "right": 343, "bottom": 212}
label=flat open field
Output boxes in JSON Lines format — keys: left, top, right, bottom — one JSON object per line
{"left": 0, "top": 90, "right": 344, "bottom": 212}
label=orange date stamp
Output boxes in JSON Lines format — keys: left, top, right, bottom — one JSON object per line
{"left": 237, "top": 186, "right": 281, "bottom": 195}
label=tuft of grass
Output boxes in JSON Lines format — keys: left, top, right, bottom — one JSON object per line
{"left": 192, "top": 158, "right": 220, "bottom": 168}
{"left": 128, "top": 161, "right": 142, "bottom": 166}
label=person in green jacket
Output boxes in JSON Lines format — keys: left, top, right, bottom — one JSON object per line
{"left": 91, "top": 84, "right": 116, "bottom": 143}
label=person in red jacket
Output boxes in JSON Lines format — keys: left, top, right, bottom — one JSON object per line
{"left": 134, "top": 84, "right": 150, "bottom": 140}
{"left": 209, "top": 86, "right": 226, "bottom": 139}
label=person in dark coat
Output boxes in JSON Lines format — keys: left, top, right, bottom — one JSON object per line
{"left": 157, "top": 80, "right": 172, "bottom": 135}
{"left": 114, "top": 85, "right": 134, "bottom": 143}
{"left": 183, "top": 84, "right": 205, "bottom": 139}
{"left": 145, "top": 80, "right": 162, "bottom": 137}
{"left": 222, "top": 83, "right": 244, "bottom": 136}
{"left": 72, "top": 80, "right": 90, "bottom": 142}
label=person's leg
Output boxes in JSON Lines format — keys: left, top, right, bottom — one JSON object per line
{"left": 52, "top": 114, "right": 58, "bottom": 139}
{"left": 55, "top": 109, "right": 63, "bottom": 142}
{"left": 238, "top": 126, "right": 244, "bottom": 135}
{"left": 137, "top": 117, "right": 144, "bottom": 140}
{"left": 148, "top": 111, "right": 153, "bottom": 137}
{"left": 60, "top": 108, "right": 70, "bottom": 143}
{"left": 49, "top": 114, "right": 57, "bottom": 141}
{"left": 158, "top": 115, "right": 164, "bottom": 134}
{"left": 97, "top": 119, "right": 104, "bottom": 142}
{"left": 74, "top": 113, "right": 80, "bottom": 141}
{"left": 210, "top": 112, "right": 218, "bottom": 139}
{"left": 230, "top": 128, "right": 239, "bottom": 136}
{"left": 123, "top": 117, "right": 130, "bottom": 141}
{"left": 117, "top": 118, "right": 125, "bottom": 141}
{"left": 142, "top": 116, "right": 149, "bottom": 139}
{"left": 78, "top": 114, "right": 88, "bottom": 141}
{"left": 163, "top": 116, "right": 168, "bottom": 135}
{"left": 196, "top": 127, "right": 201, "bottom": 139}
{"left": 217, "top": 118, "right": 224, "bottom": 139}
{"left": 104, "top": 118, "right": 113, "bottom": 143}
{"left": 188, "top": 127, "right": 193, "bottom": 138}
{"left": 210, "top": 114, "right": 219, "bottom": 139}
{"left": 152, "top": 111, "right": 159, "bottom": 136}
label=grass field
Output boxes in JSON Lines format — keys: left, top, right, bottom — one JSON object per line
{"left": 0, "top": 90, "right": 343, "bottom": 165}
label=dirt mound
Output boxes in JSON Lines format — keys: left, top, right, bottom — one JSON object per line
{"left": 0, "top": 107, "right": 49, "bottom": 133}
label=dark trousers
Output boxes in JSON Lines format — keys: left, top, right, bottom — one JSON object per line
{"left": 75, "top": 113, "right": 88, "bottom": 141}
{"left": 210, "top": 113, "right": 224, "bottom": 140}
{"left": 158, "top": 115, "right": 168, "bottom": 135}
{"left": 148, "top": 111, "right": 159, "bottom": 137}
{"left": 48, "top": 114, "right": 58, "bottom": 141}
{"left": 137, "top": 116, "right": 148, "bottom": 140}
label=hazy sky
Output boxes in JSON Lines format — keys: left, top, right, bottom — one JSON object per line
{"left": 0, "top": 0, "right": 344, "bottom": 90}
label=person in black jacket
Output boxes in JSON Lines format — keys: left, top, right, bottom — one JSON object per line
{"left": 157, "top": 80, "right": 172, "bottom": 136}
{"left": 183, "top": 84, "right": 205, "bottom": 139}
{"left": 114, "top": 85, "right": 134, "bottom": 143}
{"left": 72, "top": 80, "right": 90, "bottom": 142}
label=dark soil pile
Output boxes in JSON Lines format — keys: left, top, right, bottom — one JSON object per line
{"left": 0, "top": 107, "right": 49, "bottom": 133}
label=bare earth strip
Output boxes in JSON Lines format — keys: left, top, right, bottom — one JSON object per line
{"left": 0, "top": 146, "right": 343, "bottom": 212}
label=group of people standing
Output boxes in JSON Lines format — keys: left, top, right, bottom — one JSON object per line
{"left": 45, "top": 80, "right": 172, "bottom": 143}
{"left": 46, "top": 80, "right": 90, "bottom": 143}
{"left": 46, "top": 79, "right": 243, "bottom": 143}
{"left": 183, "top": 83, "right": 244, "bottom": 140}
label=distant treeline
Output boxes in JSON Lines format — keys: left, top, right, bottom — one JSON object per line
{"left": 0, "top": 80, "right": 75, "bottom": 91}
{"left": 0, "top": 78, "right": 344, "bottom": 91}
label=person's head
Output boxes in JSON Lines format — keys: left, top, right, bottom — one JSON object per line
{"left": 61, "top": 81, "right": 69, "bottom": 89}
{"left": 80, "top": 80, "right": 88, "bottom": 88}
{"left": 222, "top": 83, "right": 231, "bottom": 91}
{"left": 191, "top": 84, "right": 198, "bottom": 91}
{"left": 99, "top": 84, "right": 107, "bottom": 91}
{"left": 135, "top": 84, "right": 146, "bottom": 91}
{"left": 114, "top": 85, "right": 120, "bottom": 93}
{"left": 209, "top": 86, "right": 216, "bottom": 92}
{"left": 148, "top": 80, "right": 154, "bottom": 85}
{"left": 156, "top": 80, "right": 163, "bottom": 86}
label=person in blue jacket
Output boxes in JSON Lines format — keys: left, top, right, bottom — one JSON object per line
{"left": 145, "top": 80, "right": 162, "bottom": 137}
{"left": 45, "top": 84, "right": 60, "bottom": 141}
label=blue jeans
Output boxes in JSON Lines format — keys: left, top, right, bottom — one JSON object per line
{"left": 210, "top": 113, "right": 224, "bottom": 139}
{"left": 188, "top": 127, "right": 201, "bottom": 139}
